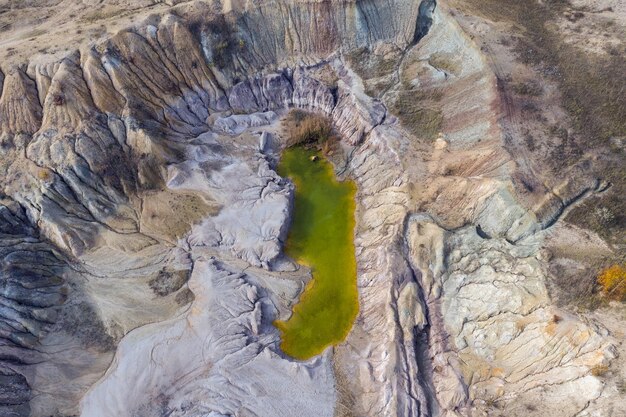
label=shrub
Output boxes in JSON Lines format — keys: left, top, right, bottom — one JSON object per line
{"left": 597, "top": 264, "right": 626, "bottom": 301}
{"left": 590, "top": 364, "right": 609, "bottom": 377}
{"left": 320, "top": 137, "right": 338, "bottom": 156}
{"left": 37, "top": 169, "right": 51, "bottom": 181}
{"left": 285, "top": 110, "right": 334, "bottom": 148}
{"left": 53, "top": 94, "right": 64, "bottom": 106}
{"left": 512, "top": 81, "right": 542, "bottom": 97}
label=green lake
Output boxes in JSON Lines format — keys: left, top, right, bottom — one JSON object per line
{"left": 274, "top": 147, "right": 359, "bottom": 360}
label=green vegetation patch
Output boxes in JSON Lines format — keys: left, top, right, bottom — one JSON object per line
{"left": 275, "top": 147, "right": 358, "bottom": 360}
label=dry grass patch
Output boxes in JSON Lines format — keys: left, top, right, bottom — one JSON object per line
{"left": 80, "top": 7, "right": 127, "bottom": 24}
{"left": 590, "top": 364, "right": 610, "bottom": 377}
{"left": 456, "top": 0, "right": 626, "bottom": 245}
{"left": 511, "top": 81, "right": 543, "bottom": 97}
{"left": 428, "top": 52, "right": 461, "bottom": 75}
{"left": 37, "top": 168, "right": 51, "bottom": 181}
{"left": 391, "top": 89, "right": 443, "bottom": 141}
{"left": 284, "top": 109, "right": 336, "bottom": 151}
{"left": 346, "top": 47, "right": 398, "bottom": 80}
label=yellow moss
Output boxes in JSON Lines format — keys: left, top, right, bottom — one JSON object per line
{"left": 597, "top": 264, "right": 626, "bottom": 301}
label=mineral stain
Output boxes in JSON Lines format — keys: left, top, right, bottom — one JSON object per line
{"left": 275, "top": 147, "right": 358, "bottom": 360}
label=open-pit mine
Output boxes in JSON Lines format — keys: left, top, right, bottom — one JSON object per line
{"left": 0, "top": 0, "right": 624, "bottom": 416}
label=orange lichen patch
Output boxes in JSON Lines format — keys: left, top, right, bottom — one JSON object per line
{"left": 597, "top": 264, "right": 626, "bottom": 301}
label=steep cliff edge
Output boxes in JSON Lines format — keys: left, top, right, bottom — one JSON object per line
{"left": 0, "top": 1, "right": 623, "bottom": 416}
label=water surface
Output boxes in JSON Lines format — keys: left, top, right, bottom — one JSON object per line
{"left": 275, "top": 147, "right": 358, "bottom": 360}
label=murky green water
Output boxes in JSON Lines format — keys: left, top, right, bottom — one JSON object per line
{"left": 274, "top": 147, "right": 358, "bottom": 360}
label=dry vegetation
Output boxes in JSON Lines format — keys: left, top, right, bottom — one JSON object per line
{"left": 346, "top": 47, "right": 398, "bottom": 80}
{"left": 462, "top": 0, "right": 626, "bottom": 145}
{"left": 460, "top": 0, "right": 625, "bottom": 247}
{"left": 546, "top": 259, "right": 605, "bottom": 310}
{"left": 428, "top": 52, "right": 461, "bottom": 75}
{"left": 511, "top": 81, "right": 543, "bottom": 97}
{"left": 590, "top": 364, "right": 610, "bottom": 377}
{"left": 346, "top": 47, "right": 400, "bottom": 97}
{"left": 189, "top": 15, "right": 247, "bottom": 69}
{"left": 283, "top": 109, "right": 337, "bottom": 153}
{"left": 345, "top": 40, "right": 446, "bottom": 142}
{"left": 80, "top": 8, "right": 127, "bottom": 24}
{"left": 391, "top": 89, "right": 443, "bottom": 141}
{"left": 37, "top": 168, "right": 51, "bottom": 181}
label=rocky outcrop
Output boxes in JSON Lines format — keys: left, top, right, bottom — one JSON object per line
{"left": 331, "top": 5, "right": 617, "bottom": 416}
{"left": 0, "top": 196, "right": 119, "bottom": 417}
{"left": 0, "top": 69, "right": 42, "bottom": 135}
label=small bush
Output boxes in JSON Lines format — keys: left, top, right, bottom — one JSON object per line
{"left": 37, "top": 169, "right": 51, "bottom": 181}
{"left": 285, "top": 110, "right": 334, "bottom": 148}
{"left": 512, "top": 81, "right": 542, "bottom": 97}
{"left": 320, "top": 138, "right": 338, "bottom": 156}
{"left": 53, "top": 94, "right": 64, "bottom": 106}
{"left": 597, "top": 264, "right": 626, "bottom": 301}
{"left": 590, "top": 364, "right": 609, "bottom": 377}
